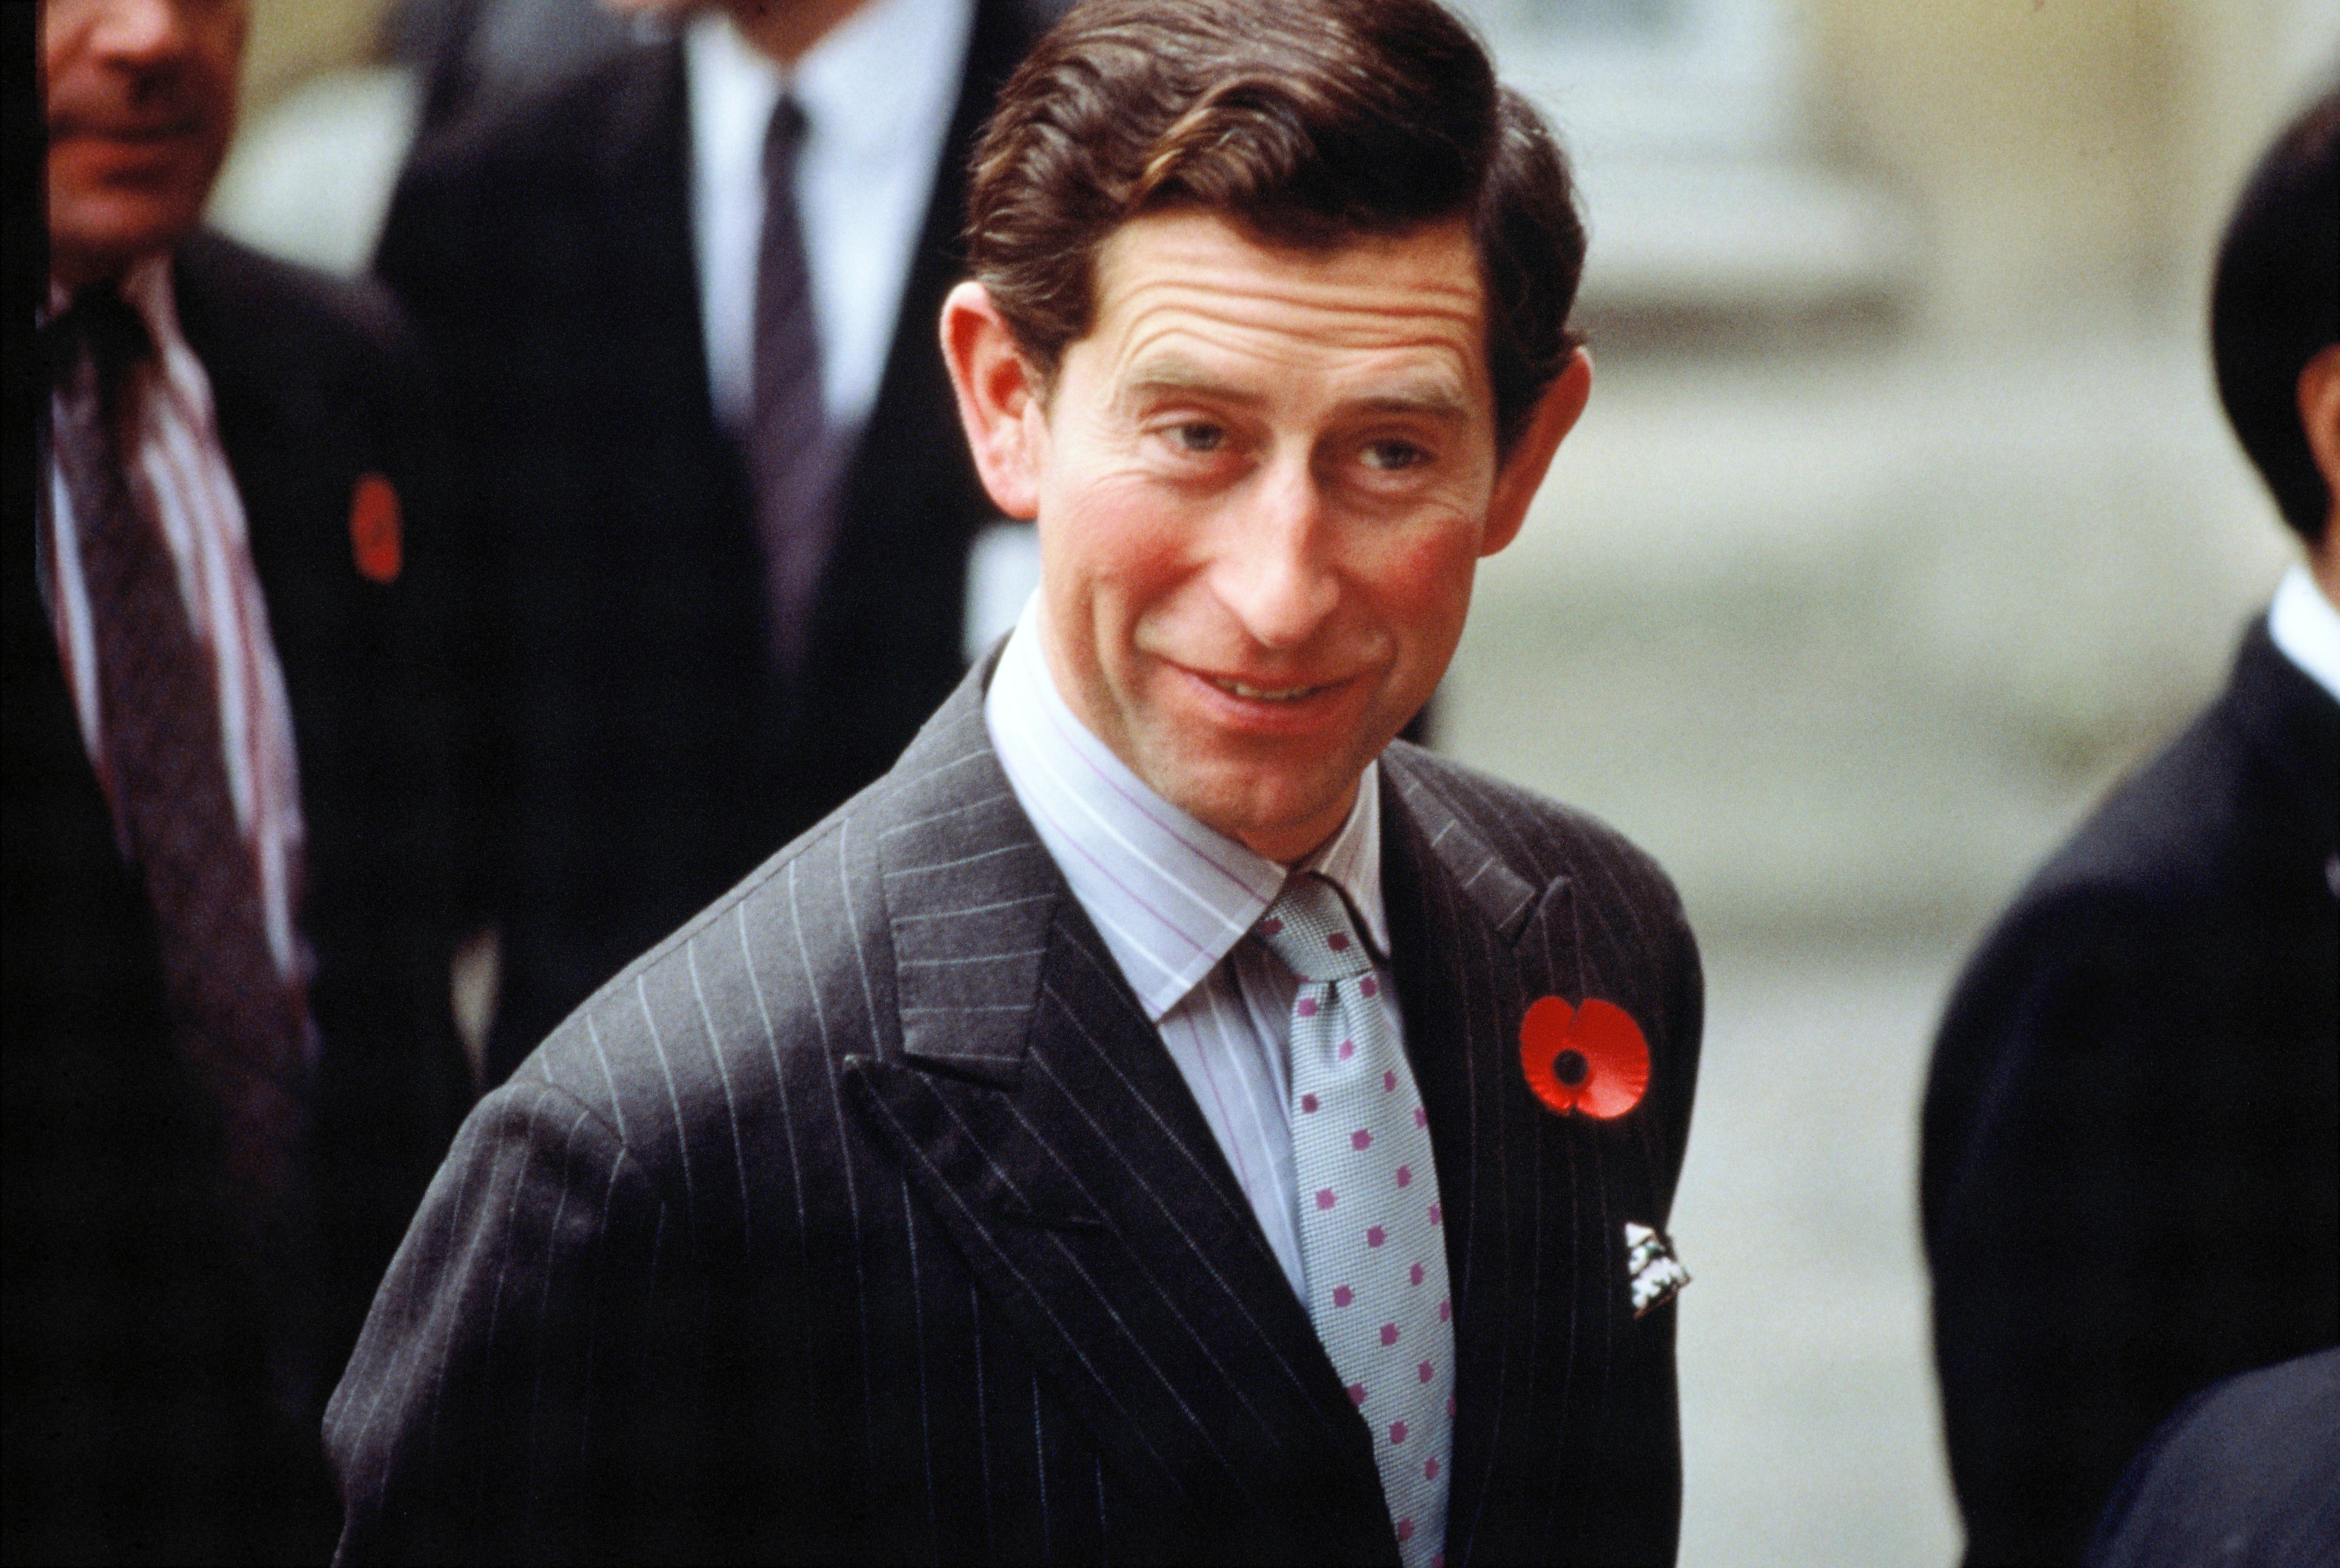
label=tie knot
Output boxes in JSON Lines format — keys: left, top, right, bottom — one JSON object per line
{"left": 764, "top": 95, "right": 809, "bottom": 176}
{"left": 45, "top": 287, "right": 151, "bottom": 401}
{"left": 1256, "top": 874, "right": 1372, "bottom": 982}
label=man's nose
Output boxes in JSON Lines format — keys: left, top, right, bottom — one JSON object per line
{"left": 85, "top": 0, "right": 194, "bottom": 64}
{"left": 1212, "top": 454, "right": 1341, "bottom": 651}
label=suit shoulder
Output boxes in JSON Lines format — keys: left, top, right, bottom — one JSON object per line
{"left": 512, "top": 800, "right": 885, "bottom": 1177}
{"left": 177, "top": 229, "right": 411, "bottom": 365}
{"left": 2029, "top": 696, "right": 2253, "bottom": 913}
{"left": 390, "top": 44, "right": 673, "bottom": 213}
{"left": 1946, "top": 687, "right": 2261, "bottom": 1012}
{"left": 1384, "top": 741, "right": 1685, "bottom": 916}
{"left": 1935, "top": 659, "right": 2331, "bottom": 1079}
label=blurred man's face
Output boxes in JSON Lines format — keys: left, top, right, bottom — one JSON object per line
{"left": 953, "top": 210, "right": 1585, "bottom": 863}
{"left": 45, "top": 0, "right": 246, "bottom": 290}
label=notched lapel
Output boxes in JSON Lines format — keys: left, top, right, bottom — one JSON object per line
{"left": 881, "top": 791, "right": 1056, "bottom": 1090}
{"left": 1387, "top": 753, "right": 1541, "bottom": 945}
{"left": 868, "top": 685, "right": 1056, "bottom": 1088}
{"left": 845, "top": 906, "right": 1393, "bottom": 1559}
{"left": 1382, "top": 757, "right": 1680, "bottom": 1565}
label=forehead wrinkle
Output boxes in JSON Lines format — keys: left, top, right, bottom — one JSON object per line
{"left": 1102, "top": 295, "right": 1482, "bottom": 400}
{"left": 1104, "top": 269, "right": 1482, "bottom": 344}
{"left": 1081, "top": 213, "right": 1496, "bottom": 419}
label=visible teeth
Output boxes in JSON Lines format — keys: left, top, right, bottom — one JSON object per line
{"left": 1216, "top": 678, "right": 1320, "bottom": 701}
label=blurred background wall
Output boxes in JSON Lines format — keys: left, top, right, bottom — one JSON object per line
{"left": 208, "top": 2, "right": 2338, "bottom": 1562}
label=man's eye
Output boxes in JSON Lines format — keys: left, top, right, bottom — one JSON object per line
{"left": 1171, "top": 422, "right": 1226, "bottom": 453}
{"left": 1362, "top": 439, "right": 1429, "bottom": 472}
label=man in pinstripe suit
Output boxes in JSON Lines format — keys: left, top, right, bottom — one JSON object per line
{"left": 327, "top": 2, "right": 1704, "bottom": 1562}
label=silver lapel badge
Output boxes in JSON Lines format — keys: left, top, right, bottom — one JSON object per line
{"left": 1624, "top": 1221, "right": 1690, "bottom": 1317}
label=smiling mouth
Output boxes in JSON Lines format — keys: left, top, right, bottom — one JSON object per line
{"left": 1209, "top": 676, "right": 1337, "bottom": 702}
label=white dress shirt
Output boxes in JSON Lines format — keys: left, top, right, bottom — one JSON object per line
{"left": 2268, "top": 561, "right": 2340, "bottom": 704}
{"left": 42, "top": 258, "right": 308, "bottom": 980}
{"left": 684, "top": 0, "right": 975, "bottom": 438}
{"left": 984, "top": 599, "right": 1401, "bottom": 1296}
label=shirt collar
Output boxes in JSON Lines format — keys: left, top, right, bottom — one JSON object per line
{"left": 48, "top": 255, "right": 213, "bottom": 423}
{"left": 48, "top": 253, "right": 172, "bottom": 333}
{"left": 984, "top": 596, "right": 1389, "bottom": 1022}
{"left": 792, "top": 0, "right": 971, "bottom": 162}
{"left": 683, "top": 10, "right": 784, "bottom": 205}
{"left": 688, "top": 0, "right": 970, "bottom": 163}
{"left": 2268, "top": 562, "right": 2340, "bottom": 705}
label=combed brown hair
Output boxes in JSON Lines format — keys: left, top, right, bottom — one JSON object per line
{"left": 965, "top": 0, "right": 1587, "bottom": 455}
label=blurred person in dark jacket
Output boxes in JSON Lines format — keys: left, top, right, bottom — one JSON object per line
{"left": 2083, "top": 1348, "right": 2340, "bottom": 1568}
{"left": 4, "top": 0, "right": 471, "bottom": 1559}
{"left": 373, "top": 0, "right": 1062, "bottom": 1085}
{"left": 1921, "top": 85, "right": 2340, "bottom": 1568}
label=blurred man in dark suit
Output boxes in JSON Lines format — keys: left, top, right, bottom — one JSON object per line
{"left": 3, "top": 0, "right": 471, "bottom": 1559}
{"left": 374, "top": 0, "right": 1062, "bottom": 1084}
{"left": 1923, "top": 86, "right": 2340, "bottom": 1568}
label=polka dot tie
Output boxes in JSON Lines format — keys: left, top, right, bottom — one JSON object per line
{"left": 1258, "top": 874, "right": 1452, "bottom": 1568}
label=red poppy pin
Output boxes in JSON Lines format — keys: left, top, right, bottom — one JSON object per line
{"left": 1519, "top": 995, "right": 1649, "bottom": 1119}
{"left": 350, "top": 471, "right": 402, "bottom": 584}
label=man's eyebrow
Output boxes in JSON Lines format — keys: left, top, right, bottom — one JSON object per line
{"left": 1119, "top": 356, "right": 1263, "bottom": 409}
{"left": 1345, "top": 380, "right": 1473, "bottom": 425}
{"left": 1119, "top": 357, "right": 1473, "bottom": 424}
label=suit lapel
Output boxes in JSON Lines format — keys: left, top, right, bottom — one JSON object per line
{"left": 2229, "top": 618, "right": 2340, "bottom": 857}
{"left": 1381, "top": 758, "right": 1542, "bottom": 1565}
{"left": 1384, "top": 752, "right": 1686, "bottom": 1566}
{"left": 842, "top": 675, "right": 1395, "bottom": 1559}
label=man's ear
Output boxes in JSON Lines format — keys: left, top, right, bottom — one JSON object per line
{"left": 2297, "top": 343, "right": 2340, "bottom": 516}
{"left": 941, "top": 280, "right": 1045, "bottom": 521}
{"left": 1480, "top": 345, "right": 1593, "bottom": 558}
{"left": 2298, "top": 341, "right": 2340, "bottom": 596}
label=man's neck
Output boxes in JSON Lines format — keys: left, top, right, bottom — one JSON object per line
{"left": 50, "top": 248, "right": 151, "bottom": 300}
{"left": 722, "top": 0, "right": 873, "bottom": 64}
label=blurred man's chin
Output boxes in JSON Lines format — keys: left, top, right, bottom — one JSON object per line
{"left": 49, "top": 188, "right": 206, "bottom": 281}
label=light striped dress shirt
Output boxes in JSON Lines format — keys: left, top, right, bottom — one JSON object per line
{"left": 43, "top": 257, "right": 308, "bottom": 980}
{"left": 984, "top": 600, "right": 1401, "bottom": 1296}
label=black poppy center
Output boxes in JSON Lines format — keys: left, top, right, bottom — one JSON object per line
{"left": 1553, "top": 1048, "right": 1589, "bottom": 1086}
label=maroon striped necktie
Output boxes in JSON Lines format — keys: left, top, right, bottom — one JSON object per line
{"left": 749, "top": 95, "right": 849, "bottom": 683}
{"left": 46, "top": 287, "right": 321, "bottom": 1415}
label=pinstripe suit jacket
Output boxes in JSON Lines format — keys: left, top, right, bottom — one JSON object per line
{"left": 326, "top": 658, "right": 1703, "bottom": 1566}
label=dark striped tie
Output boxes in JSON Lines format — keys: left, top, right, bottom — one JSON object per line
{"left": 45, "top": 287, "right": 321, "bottom": 1417}
{"left": 750, "top": 96, "right": 848, "bottom": 682}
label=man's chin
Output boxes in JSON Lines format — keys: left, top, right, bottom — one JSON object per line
{"left": 1159, "top": 759, "right": 1368, "bottom": 865}
{"left": 49, "top": 192, "right": 206, "bottom": 286}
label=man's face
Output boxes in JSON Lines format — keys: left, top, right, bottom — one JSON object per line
{"left": 1020, "top": 211, "right": 1550, "bottom": 862}
{"left": 45, "top": 0, "right": 246, "bottom": 290}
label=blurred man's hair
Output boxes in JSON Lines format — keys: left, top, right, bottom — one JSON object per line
{"left": 2211, "top": 83, "right": 2340, "bottom": 545}
{"left": 964, "top": 0, "right": 1585, "bottom": 457}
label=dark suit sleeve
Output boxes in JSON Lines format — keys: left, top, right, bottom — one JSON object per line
{"left": 181, "top": 236, "right": 481, "bottom": 1357}
{"left": 1925, "top": 890, "right": 2160, "bottom": 1565}
{"left": 2082, "top": 1349, "right": 2340, "bottom": 1568}
{"left": 1922, "top": 877, "right": 2315, "bottom": 1568}
{"left": 327, "top": 1076, "right": 709, "bottom": 1566}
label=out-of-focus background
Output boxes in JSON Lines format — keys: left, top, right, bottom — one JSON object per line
{"left": 208, "top": 3, "right": 2338, "bottom": 1560}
